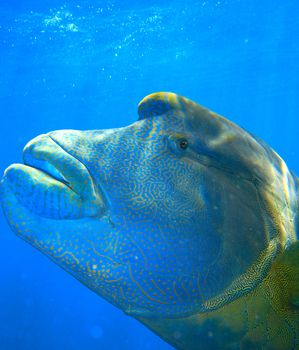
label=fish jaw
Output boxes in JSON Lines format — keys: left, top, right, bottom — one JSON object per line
{"left": 1, "top": 134, "right": 105, "bottom": 221}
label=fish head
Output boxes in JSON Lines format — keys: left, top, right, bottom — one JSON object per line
{"left": 1, "top": 92, "right": 289, "bottom": 317}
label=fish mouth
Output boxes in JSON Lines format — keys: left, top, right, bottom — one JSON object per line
{"left": 24, "top": 137, "right": 71, "bottom": 188}
{"left": 1, "top": 134, "right": 104, "bottom": 220}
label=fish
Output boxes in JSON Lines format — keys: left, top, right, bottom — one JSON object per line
{"left": 1, "top": 92, "right": 298, "bottom": 349}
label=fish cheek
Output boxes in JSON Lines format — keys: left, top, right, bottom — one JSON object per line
{"left": 2, "top": 184, "right": 122, "bottom": 300}
{"left": 27, "top": 218, "right": 130, "bottom": 303}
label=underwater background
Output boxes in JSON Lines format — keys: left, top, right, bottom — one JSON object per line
{"left": 0, "top": 0, "right": 298, "bottom": 349}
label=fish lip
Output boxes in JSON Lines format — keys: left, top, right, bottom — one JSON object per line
{"left": 47, "top": 134, "right": 110, "bottom": 211}
{"left": 46, "top": 135, "right": 84, "bottom": 190}
{"left": 22, "top": 134, "right": 106, "bottom": 218}
{"left": 24, "top": 155, "right": 71, "bottom": 188}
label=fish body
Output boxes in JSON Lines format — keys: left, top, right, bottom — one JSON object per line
{"left": 1, "top": 92, "right": 298, "bottom": 349}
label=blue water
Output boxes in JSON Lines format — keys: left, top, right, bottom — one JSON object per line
{"left": 0, "top": 0, "right": 298, "bottom": 349}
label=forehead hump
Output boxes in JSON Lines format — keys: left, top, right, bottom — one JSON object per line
{"left": 137, "top": 92, "right": 284, "bottom": 185}
{"left": 137, "top": 92, "right": 226, "bottom": 136}
{"left": 138, "top": 92, "right": 182, "bottom": 120}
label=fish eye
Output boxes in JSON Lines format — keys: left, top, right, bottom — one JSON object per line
{"left": 178, "top": 138, "right": 188, "bottom": 150}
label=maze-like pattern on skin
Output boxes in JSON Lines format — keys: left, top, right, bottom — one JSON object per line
{"left": 1, "top": 92, "right": 298, "bottom": 349}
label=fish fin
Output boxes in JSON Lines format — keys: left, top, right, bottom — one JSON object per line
{"left": 293, "top": 174, "right": 299, "bottom": 240}
{"left": 272, "top": 241, "right": 299, "bottom": 307}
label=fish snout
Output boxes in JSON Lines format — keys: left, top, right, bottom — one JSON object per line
{"left": 11, "top": 133, "right": 105, "bottom": 219}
